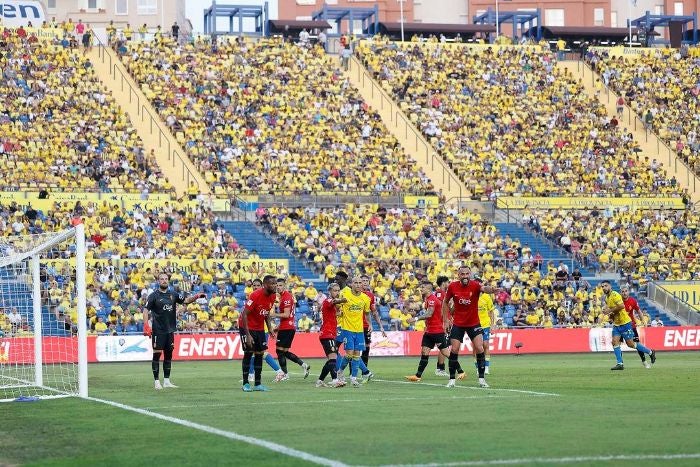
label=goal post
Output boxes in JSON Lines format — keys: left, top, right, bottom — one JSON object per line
{"left": 0, "top": 224, "right": 87, "bottom": 401}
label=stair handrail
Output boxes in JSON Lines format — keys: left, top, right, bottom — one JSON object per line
{"left": 647, "top": 281, "right": 698, "bottom": 325}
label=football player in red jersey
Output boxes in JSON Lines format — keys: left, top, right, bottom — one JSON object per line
{"left": 315, "top": 283, "right": 347, "bottom": 387}
{"left": 621, "top": 286, "right": 649, "bottom": 368}
{"left": 240, "top": 275, "right": 277, "bottom": 392}
{"left": 270, "top": 277, "right": 310, "bottom": 380}
{"left": 405, "top": 280, "right": 452, "bottom": 382}
{"left": 442, "top": 265, "right": 500, "bottom": 388}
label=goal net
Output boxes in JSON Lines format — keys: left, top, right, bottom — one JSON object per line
{"left": 0, "top": 224, "right": 87, "bottom": 402}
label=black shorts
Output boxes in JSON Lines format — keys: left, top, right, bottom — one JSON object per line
{"left": 632, "top": 327, "right": 640, "bottom": 342}
{"left": 364, "top": 327, "right": 372, "bottom": 346}
{"left": 421, "top": 332, "right": 449, "bottom": 350}
{"left": 152, "top": 332, "right": 174, "bottom": 351}
{"left": 241, "top": 330, "right": 268, "bottom": 353}
{"left": 449, "top": 325, "right": 483, "bottom": 343}
{"left": 320, "top": 338, "right": 338, "bottom": 356}
{"left": 276, "top": 329, "right": 296, "bottom": 348}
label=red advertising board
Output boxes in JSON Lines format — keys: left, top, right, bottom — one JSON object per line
{"left": 2, "top": 327, "right": 699, "bottom": 364}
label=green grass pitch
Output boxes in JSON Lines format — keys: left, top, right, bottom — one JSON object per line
{"left": 2, "top": 352, "right": 700, "bottom": 466}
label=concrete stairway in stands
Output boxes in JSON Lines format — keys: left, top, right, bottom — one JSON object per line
{"left": 221, "top": 221, "right": 318, "bottom": 282}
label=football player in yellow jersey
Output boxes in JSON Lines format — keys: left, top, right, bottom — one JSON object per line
{"left": 337, "top": 276, "right": 372, "bottom": 387}
{"left": 476, "top": 289, "right": 496, "bottom": 375}
{"left": 601, "top": 281, "right": 656, "bottom": 370}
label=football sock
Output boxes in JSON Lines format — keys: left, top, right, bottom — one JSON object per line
{"left": 416, "top": 355, "right": 429, "bottom": 377}
{"left": 350, "top": 356, "right": 359, "bottom": 377}
{"left": 163, "top": 348, "right": 173, "bottom": 378}
{"left": 151, "top": 352, "right": 160, "bottom": 381}
{"left": 277, "top": 352, "right": 288, "bottom": 373}
{"left": 436, "top": 361, "right": 445, "bottom": 371}
{"left": 265, "top": 353, "right": 281, "bottom": 371}
{"left": 253, "top": 353, "right": 263, "bottom": 386}
{"left": 242, "top": 352, "right": 252, "bottom": 383}
{"left": 635, "top": 343, "right": 652, "bottom": 355}
{"left": 613, "top": 346, "right": 623, "bottom": 364}
{"left": 476, "top": 352, "right": 486, "bottom": 378}
{"left": 285, "top": 351, "right": 304, "bottom": 366}
{"left": 336, "top": 355, "right": 344, "bottom": 372}
{"left": 358, "top": 358, "right": 369, "bottom": 375}
{"left": 340, "top": 356, "right": 350, "bottom": 371}
{"left": 637, "top": 349, "right": 646, "bottom": 361}
{"left": 319, "top": 359, "right": 334, "bottom": 381}
{"left": 485, "top": 358, "right": 490, "bottom": 368}
{"left": 361, "top": 348, "right": 370, "bottom": 366}
{"left": 329, "top": 359, "right": 338, "bottom": 380}
{"left": 448, "top": 352, "right": 459, "bottom": 379}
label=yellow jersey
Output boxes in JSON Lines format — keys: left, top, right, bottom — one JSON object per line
{"left": 478, "top": 294, "right": 494, "bottom": 328}
{"left": 339, "top": 288, "right": 370, "bottom": 332}
{"left": 606, "top": 291, "right": 630, "bottom": 326}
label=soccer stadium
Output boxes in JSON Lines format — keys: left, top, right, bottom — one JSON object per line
{"left": 2, "top": 0, "right": 700, "bottom": 465}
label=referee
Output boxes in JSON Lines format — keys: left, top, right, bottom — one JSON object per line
{"left": 144, "top": 273, "right": 205, "bottom": 389}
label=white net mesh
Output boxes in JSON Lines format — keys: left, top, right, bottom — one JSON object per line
{"left": 0, "top": 229, "right": 84, "bottom": 401}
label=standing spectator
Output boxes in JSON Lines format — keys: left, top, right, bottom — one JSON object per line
{"left": 341, "top": 45, "right": 352, "bottom": 70}
{"left": 616, "top": 96, "right": 625, "bottom": 115}
{"left": 651, "top": 315, "right": 664, "bottom": 327}
{"left": 8, "top": 308, "right": 22, "bottom": 334}
{"left": 75, "top": 19, "right": 85, "bottom": 44}
{"left": 318, "top": 29, "right": 327, "bottom": 51}
{"left": 82, "top": 26, "right": 92, "bottom": 53}
{"left": 171, "top": 22, "right": 179, "bottom": 41}
{"left": 299, "top": 28, "right": 310, "bottom": 46}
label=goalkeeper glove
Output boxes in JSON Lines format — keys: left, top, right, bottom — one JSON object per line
{"left": 143, "top": 321, "right": 152, "bottom": 337}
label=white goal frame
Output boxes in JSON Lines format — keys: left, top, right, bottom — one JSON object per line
{"left": 0, "top": 224, "right": 87, "bottom": 401}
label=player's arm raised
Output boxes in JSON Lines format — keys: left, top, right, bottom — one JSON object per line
{"left": 183, "top": 291, "right": 206, "bottom": 305}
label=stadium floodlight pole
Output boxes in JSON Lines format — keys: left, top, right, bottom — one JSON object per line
{"left": 398, "top": 0, "right": 405, "bottom": 42}
{"left": 76, "top": 223, "right": 88, "bottom": 398}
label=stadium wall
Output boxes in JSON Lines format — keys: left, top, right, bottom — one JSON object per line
{"left": 2, "top": 327, "right": 699, "bottom": 364}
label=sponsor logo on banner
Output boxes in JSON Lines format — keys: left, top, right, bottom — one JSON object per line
{"left": 659, "top": 284, "right": 700, "bottom": 311}
{"left": 96, "top": 336, "right": 152, "bottom": 362}
{"left": 0, "top": 1, "right": 45, "bottom": 27}
{"left": 588, "top": 328, "right": 640, "bottom": 352}
{"left": 177, "top": 334, "right": 244, "bottom": 360}
{"left": 496, "top": 196, "right": 685, "bottom": 210}
{"left": 369, "top": 332, "right": 404, "bottom": 356}
{"left": 663, "top": 328, "right": 700, "bottom": 348}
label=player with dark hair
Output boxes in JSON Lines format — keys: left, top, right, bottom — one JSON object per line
{"left": 360, "top": 274, "right": 387, "bottom": 368}
{"left": 246, "top": 278, "right": 284, "bottom": 383}
{"left": 405, "top": 280, "right": 452, "bottom": 382}
{"left": 621, "top": 286, "right": 649, "bottom": 368}
{"left": 144, "top": 273, "right": 205, "bottom": 390}
{"left": 270, "top": 277, "right": 310, "bottom": 380}
{"left": 240, "top": 275, "right": 278, "bottom": 391}
{"left": 602, "top": 281, "right": 656, "bottom": 371}
{"left": 333, "top": 271, "right": 350, "bottom": 375}
{"left": 316, "top": 282, "right": 346, "bottom": 387}
{"left": 442, "top": 265, "right": 500, "bottom": 388}
{"left": 434, "top": 275, "right": 456, "bottom": 376}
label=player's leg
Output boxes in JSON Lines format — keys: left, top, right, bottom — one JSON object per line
{"left": 632, "top": 328, "right": 647, "bottom": 367}
{"left": 407, "top": 333, "right": 433, "bottom": 381}
{"left": 447, "top": 326, "right": 465, "bottom": 387}
{"left": 436, "top": 350, "right": 446, "bottom": 374}
{"left": 241, "top": 331, "right": 253, "bottom": 391}
{"left": 361, "top": 327, "right": 371, "bottom": 366}
{"left": 281, "top": 330, "right": 310, "bottom": 377}
{"left": 482, "top": 327, "right": 491, "bottom": 374}
{"left": 468, "top": 328, "right": 488, "bottom": 387}
{"left": 624, "top": 329, "right": 655, "bottom": 365}
{"left": 276, "top": 344, "right": 289, "bottom": 375}
{"left": 611, "top": 329, "right": 624, "bottom": 370}
{"left": 252, "top": 331, "right": 269, "bottom": 390}
{"left": 151, "top": 333, "right": 163, "bottom": 389}
{"left": 162, "top": 333, "right": 177, "bottom": 388}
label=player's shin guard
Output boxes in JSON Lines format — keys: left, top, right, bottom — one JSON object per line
{"left": 340, "top": 355, "right": 350, "bottom": 371}
{"left": 163, "top": 348, "right": 173, "bottom": 378}
{"left": 242, "top": 352, "right": 252, "bottom": 382}
{"left": 613, "top": 346, "right": 623, "bottom": 364}
{"left": 253, "top": 353, "right": 263, "bottom": 386}
{"left": 329, "top": 359, "right": 338, "bottom": 380}
{"left": 637, "top": 349, "right": 646, "bottom": 361}
{"left": 448, "top": 352, "right": 459, "bottom": 379}
{"left": 350, "top": 356, "right": 359, "bottom": 377}
{"left": 265, "top": 353, "right": 281, "bottom": 371}
{"left": 285, "top": 351, "right": 304, "bottom": 366}
{"left": 476, "top": 352, "right": 486, "bottom": 378}
{"left": 416, "top": 355, "right": 429, "bottom": 377}
{"left": 361, "top": 348, "right": 370, "bottom": 366}
{"left": 152, "top": 352, "right": 160, "bottom": 381}
{"left": 335, "top": 354, "right": 344, "bottom": 372}
{"left": 635, "top": 343, "right": 652, "bottom": 355}
{"left": 358, "top": 357, "right": 369, "bottom": 375}
{"left": 277, "top": 352, "right": 288, "bottom": 374}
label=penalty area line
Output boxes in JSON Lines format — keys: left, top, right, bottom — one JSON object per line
{"left": 85, "top": 396, "right": 348, "bottom": 467}
{"left": 380, "top": 452, "right": 700, "bottom": 466}
{"left": 373, "top": 379, "right": 560, "bottom": 397}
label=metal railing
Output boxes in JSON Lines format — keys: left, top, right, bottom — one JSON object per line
{"left": 349, "top": 55, "right": 465, "bottom": 201}
{"left": 94, "top": 41, "right": 200, "bottom": 192}
{"left": 647, "top": 282, "right": 699, "bottom": 325}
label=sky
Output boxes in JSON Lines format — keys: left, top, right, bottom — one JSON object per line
{"left": 186, "top": 0, "right": 280, "bottom": 33}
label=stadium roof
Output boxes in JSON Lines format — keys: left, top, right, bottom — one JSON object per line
{"left": 268, "top": 20, "right": 331, "bottom": 30}
{"left": 378, "top": 22, "right": 496, "bottom": 35}
{"left": 526, "top": 25, "right": 646, "bottom": 40}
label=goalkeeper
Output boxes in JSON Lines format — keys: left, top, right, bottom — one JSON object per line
{"left": 144, "top": 273, "right": 205, "bottom": 390}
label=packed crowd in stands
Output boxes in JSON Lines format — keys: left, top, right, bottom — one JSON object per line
{"left": 0, "top": 29, "right": 169, "bottom": 193}
{"left": 256, "top": 204, "right": 659, "bottom": 329}
{"left": 357, "top": 39, "right": 681, "bottom": 198}
{"left": 585, "top": 48, "right": 700, "bottom": 175}
{"left": 120, "top": 36, "right": 435, "bottom": 195}
{"left": 524, "top": 206, "right": 700, "bottom": 284}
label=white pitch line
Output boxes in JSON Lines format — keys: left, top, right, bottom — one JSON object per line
{"left": 382, "top": 452, "right": 700, "bottom": 466}
{"left": 373, "top": 379, "right": 560, "bottom": 397}
{"left": 145, "top": 394, "right": 516, "bottom": 410}
{"left": 86, "top": 396, "right": 347, "bottom": 467}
